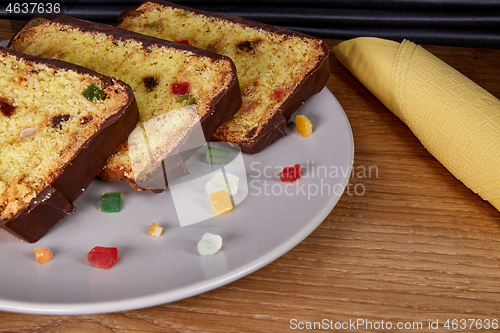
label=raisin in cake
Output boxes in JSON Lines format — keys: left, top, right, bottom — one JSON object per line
{"left": 9, "top": 15, "right": 242, "bottom": 191}
{"left": 0, "top": 46, "right": 139, "bottom": 243}
{"left": 118, "top": 1, "right": 330, "bottom": 153}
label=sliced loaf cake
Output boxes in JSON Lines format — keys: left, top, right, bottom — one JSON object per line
{"left": 0, "top": 46, "right": 139, "bottom": 242}
{"left": 9, "top": 15, "right": 242, "bottom": 191}
{"left": 118, "top": 1, "right": 330, "bottom": 153}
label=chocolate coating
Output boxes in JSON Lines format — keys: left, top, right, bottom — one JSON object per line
{"left": 2, "top": 187, "right": 75, "bottom": 244}
{"left": 0, "top": 47, "right": 139, "bottom": 243}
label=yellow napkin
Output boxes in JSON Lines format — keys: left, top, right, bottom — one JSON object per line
{"left": 334, "top": 37, "right": 500, "bottom": 211}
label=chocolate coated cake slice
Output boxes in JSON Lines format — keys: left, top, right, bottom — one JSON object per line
{"left": 9, "top": 15, "right": 242, "bottom": 191}
{"left": 118, "top": 1, "right": 330, "bottom": 153}
{"left": 0, "top": 46, "right": 139, "bottom": 243}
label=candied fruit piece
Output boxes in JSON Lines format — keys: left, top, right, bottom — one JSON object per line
{"left": 87, "top": 246, "right": 118, "bottom": 269}
{"left": 271, "top": 89, "right": 284, "bottom": 99}
{"left": 176, "top": 39, "right": 191, "bottom": 45}
{"left": 171, "top": 81, "right": 190, "bottom": 95}
{"left": 82, "top": 83, "right": 105, "bottom": 102}
{"left": 296, "top": 115, "right": 313, "bottom": 137}
{"left": 51, "top": 114, "right": 70, "bottom": 129}
{"left": 34, "top": 248, "right": 53, "bottom": 264}
{"left": 148, "top": 222, "right": 163, "bottom": 237}
{"left": 197, "top": 233, "right": 222, "bottom": 256}
{"left": 206, "top": 147, "right": 230, "bottom": 164}
{"left": 0, "top": 96, "right": 15, "bottom": 116}
{"left": 148, "top": 20, "right": 162, "bottom": 28}
{"left": 210, "top": 190, "right": 233, "bottom": 215}
{"left": 80, "top": 115, "right": 94, "bottom": 125}
{"left": 279, "top": 164, "right": 302, "bottom": 182}
{"left": 100, "top": 192, "right": 121, "bottom": 213}
{"left": 237, "top": 40, "right": 259, "bottom": 51}
{"left": 176, "top": 93, "right": 196, "bottom": 105}
{"left": 143, "top": 76, "right": 159, "bottom": 91}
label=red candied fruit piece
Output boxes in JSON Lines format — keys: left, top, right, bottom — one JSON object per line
{"left": 171, "top": 81, "right": 190, "bottom": 95}
{"left": 87, "top": 246, "right": 118, "bottom": 269}
{"left": 0, "top": 96, "right": 15, "bottom": 116}
{"left": 176, "top": 39, "right": 190, "bottom": 45}
{"left": 279, "top": 164, "right": 302, "bottom": 182}
{"left": 271, "top": 89, "right": 284, "bottom": 99}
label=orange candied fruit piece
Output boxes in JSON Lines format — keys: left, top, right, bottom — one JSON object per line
{"left": 295, "top": 114, "right": 313, "bottom": 137}
{"left": 148, "top": 222, "right": 164, "bottom": 237}
{"left": 33, "top": 248, "right": 53, "bottom": 264}
{"left": 210, "top": 190, "right": 233, "bottom": 215}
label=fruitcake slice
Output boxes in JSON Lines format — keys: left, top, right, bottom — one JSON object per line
{"left": 0, "top": 46, "right": 138, "bottom": 242}
{"left": 9, "top": 15, "right": 242, "bottom": 191}
{"left": 118, "top": 0, "right": 330, "bottom": 153}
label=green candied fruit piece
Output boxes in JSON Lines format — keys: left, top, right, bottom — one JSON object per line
{"left": 100, "top": 192, "right": 121, "bottom": 213}
{"left": 206, "top": 147, "right": 230, "bottom": 165}
{"left": 176, "top": 94, "right": 196, "bottom": 105}
{"left": 148, "top": 20, "right": 163, "bottom": 28}
{"left": 176, "top": 93, "right": 189, "bottom": 103}
{"left": 179, "top": 11, "right": 188, "bottom": 17}
{"left": 82, "top": 83, "right": 105, "bottom": 102}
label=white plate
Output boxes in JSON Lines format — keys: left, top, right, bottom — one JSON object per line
{"left": 0, "top": 88, "right": 354, "bottom": 315}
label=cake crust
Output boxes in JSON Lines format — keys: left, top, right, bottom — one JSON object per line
{"left": 0, "top": 46, "right": 139, "bottom": 243}
{"left": 118, "top": 0, "right": 330, "bottom": 153}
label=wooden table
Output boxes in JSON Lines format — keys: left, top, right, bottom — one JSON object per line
{"left": 2, "top": 19, "right": 500, "bottom": 332}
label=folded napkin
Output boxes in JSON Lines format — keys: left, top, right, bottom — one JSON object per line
{"left": 334, "top": 37, "right": 500, "bottom": 211}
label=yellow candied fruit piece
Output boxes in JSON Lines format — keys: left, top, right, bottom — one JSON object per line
{"left": 295, "top": 114, "right": 313, "bottom": 137}
{"left": 33, "top": 248, "right": 53, "bottom": 264}
{"left": 148, "top": 222, "right": 163, "bottom": 237}
{"left": 210, "top": 190, "right": 233, "bottom": 215}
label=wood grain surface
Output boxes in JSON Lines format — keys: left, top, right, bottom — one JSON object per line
{"left": 1, "top": 20, "right": 500, "bottom": 333}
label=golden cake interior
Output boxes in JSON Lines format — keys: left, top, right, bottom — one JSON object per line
{"left": 118, "top": 2, "right": 326, "bottom": 144}
{"left": 9, "top": 20, "right": 236, "bottom": 182}
{"left": 0, "top": 51, "right": 130, "bottom": 220}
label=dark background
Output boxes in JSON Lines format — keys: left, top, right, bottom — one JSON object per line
{"left": 1, "top": 0, "right": 499, "bottom": 48}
